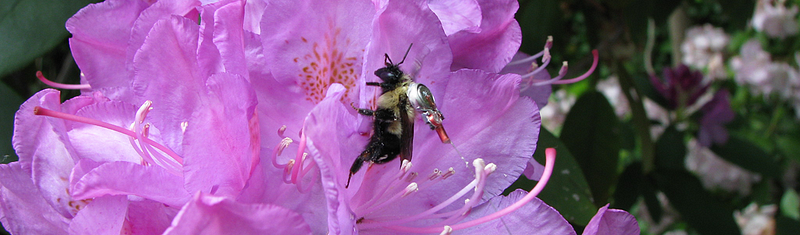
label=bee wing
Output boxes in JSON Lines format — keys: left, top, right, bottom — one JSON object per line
{"left": 399, "top": 95, "right": 415, "bottom": 163}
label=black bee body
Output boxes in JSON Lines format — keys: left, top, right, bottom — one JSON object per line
{"left": 347, "top": 52, "right": 416, "bottom": 188}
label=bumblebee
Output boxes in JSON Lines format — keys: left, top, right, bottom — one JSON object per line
{"left": 347, "top": 46, "right": 450, "bottom": 188}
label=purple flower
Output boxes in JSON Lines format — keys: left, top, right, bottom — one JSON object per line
{"left": 650, "top": 64, "right": 710, "bottom": 110}
{"left": 698, "top": 89, "right": 735, "bottom": 147}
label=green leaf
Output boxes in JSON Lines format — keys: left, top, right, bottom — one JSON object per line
{"left": 560, "top": 90, "right": 622, "bottom": 207}
{"left": 504, "top": 128, "right": 597, "bottom": 225}
{"left": 654, "top": 126, "right": 686, "bottom": 170}
{"left": 0, "top": 82, "right": 23, "bottom": 161}
{"left": 642, "top": 179, "right": 662, "bottom": 222}
{"left": 629, "top": 70, "right": 670, "bottom": 111}
{"left": 710, "top": 136, "right": 781, "bottom": 178}
{"left": 719, "top": 0, "right": 754, "bottom": 30}
{"left": 777, "top": 134, "right": 800, "bottom": 162}
{"left": 612, "top": 162, "right": 642, "bottom": 211}
{"left": 0, "top": 0, "right": 95, "bottom": 77}
{"left": 777, "top": 214, "right": 800, "bottom": 235}
{"left": 654, "top": 169, "right": 741, "bottom": 235}
{"left": 782, "top": 189, "right": 800, "bottom": 220}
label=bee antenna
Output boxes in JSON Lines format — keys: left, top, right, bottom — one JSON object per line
{"left": 398, "top": 43, "right": 413, "bottom": 65}
{"left": 384, "top": 53, "right": 393, "bottom": 66}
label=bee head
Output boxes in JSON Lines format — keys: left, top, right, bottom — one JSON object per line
{"left": 374, "top": 63, "right": 403, "bottom": 83}
{"left": 374, "top": 45, "right": 412, "bottom": 83}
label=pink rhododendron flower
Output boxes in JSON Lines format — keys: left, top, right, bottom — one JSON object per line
{"left": 8, "top": 0, "right": 639, "bottom": 234}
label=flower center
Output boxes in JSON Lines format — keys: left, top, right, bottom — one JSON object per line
{"left": 294, "top": 29, "right": 361, "bottom": 104}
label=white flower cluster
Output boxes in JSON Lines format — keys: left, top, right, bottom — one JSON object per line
{"left": 730, "top": 40, "right": 800, "bottom": 117}
{"left": 753, "top": 0, "right": 799, "bottom": 39}
{"left": 685, "top": 140, "right": 761, "bottom": 195}
{"left": 735, "top": 203, "right": 778, "bottom": 235}
{"left": 681, "top": 24, "right": 729, "bottom": 79}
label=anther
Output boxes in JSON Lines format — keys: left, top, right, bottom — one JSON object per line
{"left": 484, "top": 163, "right": 497, "bottom": 174}
{"left": 278, "top": 125, "right": 287, "bottom": 138}
{"left": 135, "top": 101, "right": 153, "bottom": 124}
{"left": 403, "top": 183, "right": 419, "bottom": 197}
{"left": 439, "top": 226, "right": 453, "bottom": 235}
{"left": 441, "top": 168, "right": 455, "bottom": 179}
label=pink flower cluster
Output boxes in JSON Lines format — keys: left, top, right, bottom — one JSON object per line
{"left": 2, "top": 0, "right": 635, "bottom": 234}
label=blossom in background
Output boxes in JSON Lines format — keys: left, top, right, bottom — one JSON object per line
{"left": 731, "top": 40, "right": 800, "bottom": 110}
{"left": 650, "top": 64, "right": 710, "bottom": 110}
{"left": 681, "top": 24, "right": 729, "bottom": 79}
{"left": 597, "top": 76, "right": 630, "bottom": 118}
{"left": 752, "top": 0, "right": 799, "bottom": 39}
{"left": 538, "top": 89, "right": 575, "bottom": 132}
{"left": 685, "top": 140, "right": 761, "bottom": 195}
{"left": 730, "top": 40, "right": 776, "bottom": 95}
{"left": 735, "top": 203, "right": 777, "bottom": 235}
{"left": 697, "top": 89, "right": 734, "bottom": 147}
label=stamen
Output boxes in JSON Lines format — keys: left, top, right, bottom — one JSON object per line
{"left": 372, "top": 149, "right": 557, "bottom": 233}
{"left": 272, "top": 138, "right": 293, "bottom": 168}
{"left": 550, "top": 49, "right": 599, "bottom": 84}
{"left": 531, "top": 61, "right": 569, "bottom": 86}
{"left": 290, "top": 131, "right": 307, "bottom": 184}
{"left": 180, "top": 121, "right": 189, "bottom": 134}
{"left": 358, "top": 183, "right": 419, "bottom": 216}
{"left": 33, "top": 106, "right": 183, "bottom": 165}
{"left": 505, "top": 36, "right": 553, "bottom": 67}
{"left": 354, "top": 161, "right": 416, "bottom": 213}
{"left": 359, "top": 160, "right": 486, "bottom": 229}
{"left": 36, "top": 71, "right": 92, "bottom": 90}
{"left": 441, "top": 168, "right": 455, "bottom": 179}
{"left": 518, "top": 48, "right": 552, "bottom": 80}
{"left": 405, "top": 172, "right": 418, "bottom": 182}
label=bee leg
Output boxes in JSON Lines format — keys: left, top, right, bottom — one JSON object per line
{"left": 347, "top": 157, "right": 365, "bottom": 188}
{"left": 366, "top": 82, "right": 381, "bottom": 87}
{"left": 350, "top": 102, "right": 375, "bottom": 116}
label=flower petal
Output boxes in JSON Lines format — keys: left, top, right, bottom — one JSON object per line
{"left": 460, "top": 189, "right": 576, "bottom": 234}
{"left": 428, "top": 0, "right": 482, "bottom": 35}
{"left": 67, "top": 100, "right": 144, "bottom": 163}
{"left": 132, "top": 15, "right": 203, "bottom": 154}
{"left": 67, "top": 0, "right": 150, "bottom": 93}
{"left": 70, "top": 161, "right": 191, "bottom": 207}
{"left": 68, "top": 195, "right": 128, "bottom": 234}
{"left": 0, "top": 162, "right": 69, "bottom": 234}
{"left": 409, "top": 69, "right": 538, "bottom": 202}
{"left": 163, "top": 192, "right": 313, "bottom": 235}
{"left": 182, "top": 72, "right": 257, "bottom": 197}
{"left": 448, "top": 0, "right": 522, "bottom": 73}
{"left": 582, "top": 204, "right": 640, "bottom": 235}
{"left": 304, "top": 84, "right": 362, "bottom": 235}
{"left": 259, "top": 0, "right": 374, "bottom": 104}
{"left": 362, "top": 0, "right": 452, "bottom": 96}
